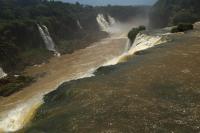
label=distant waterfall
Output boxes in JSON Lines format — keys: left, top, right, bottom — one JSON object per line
{"left": 96, "top": 14, "right": 110, "bottom": 31}
{"left": 0, "top": 67, "right": 7, "bottom": 79}
{"left": 96, "top": 14, "right": 116, "bottom": 32}
{"left": 37, "top": 24, "right": 60, "bottom": 57}
{"left": 77, "top": 20, "right": 83, "bottom": 29}
{"left": 108, "top": 15, "right": 116, "bottom": 25}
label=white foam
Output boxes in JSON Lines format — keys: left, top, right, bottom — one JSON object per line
{"left": 96, "top": 14, "right": 117, "bottom": 33}
{"left": 0, "top": 67, "right": 96, "bottom": 132}
{"left": 0, "top": 96, "right": 43, "bottom": 132}
{"left": 128, "top": 33, "right": 167, "bottom": 54}
{"left": 0, "top": 67, "right": 7, "bottom": 79}
{"left": 96, "top": 14, "right": 110, "bottom": 32}
{"left": 103, "top": 33, "right": 168, "bottom": 66}
{"left": 108, "top": 15, "right": 116, "bottom": 25}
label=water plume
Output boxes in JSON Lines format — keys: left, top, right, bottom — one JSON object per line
{"left": 96, "top": 14, "right": 117, "bottom": 33}
{"left": 108, "top": 15, "right": 116, "bottom": 25}
{"left": 96, "top": 14, "right": 110, "bottom": 32}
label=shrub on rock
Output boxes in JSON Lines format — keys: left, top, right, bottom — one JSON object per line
{"left": 128, "top": 25, "right": 146, "bottom": 43}
{"left": 171, "top": 23, "right": 193, "bottom": 33}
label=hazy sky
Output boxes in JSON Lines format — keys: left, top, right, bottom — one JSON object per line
{"left": 61, "top": 0, "right": 157, "bottom": 6}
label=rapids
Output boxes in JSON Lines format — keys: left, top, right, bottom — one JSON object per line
{"left": 103, "top": 32, "right": 168, "bottom": 66}
{"left": 0, "top": 32, "right": 127, "bottom": 132}
{"left": 0, "top": 19, "right": 167, "bottom": 132}
{"left": 24, "top": 26, "right": 200, "bottom": 132}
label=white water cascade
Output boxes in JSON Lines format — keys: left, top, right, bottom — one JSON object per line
{"left": 0, "top": 67, "right": 7, "bottom": 79}
{"left": 128, "top": 33, "right": 167, "bottom": 55}
{"left": 0, "top": 96, "right": 43, "bottom": 132}
{"left": 108, "top": 15, "right": 116, "bottom": 25}
{"left": 37, "top": 24, "right": 60, "bottom": 57}
{"left": 103, "top": 33, "right": 168, "bottom": 66}
{"left": 96, "top": 14, "right": 116, "bottom": 32}
{"left": 124, "top": 39, "right": 132, "bottom": 52}
{"left": 0, "top": 69, "right": 96, "bottom": 133}
{"left": 77, "top": 20, "right": 83, "bottom": 29}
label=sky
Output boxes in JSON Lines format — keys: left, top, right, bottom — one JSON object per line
{"left": 60, "top": 0, "right": 157, "bottom": 6}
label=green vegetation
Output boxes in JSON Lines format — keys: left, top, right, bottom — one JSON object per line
{"left": 150, "top": 0, "right": 200, "bottom": 28}
{"left": 0, "top": 0, "right": 150, "bottom": 73}
{"left": 0, "top": 75, "right": 34, "bottom": 97}
{"left": 21, "top": 31, "right": 200, "bottom": 132}
{"left": 0, "top": 0, "right": 150, "bottom": 96}
{"left": 128, "top": 26, "right": 146, "bottom": 43}
{"left": 0, "top": 0, "right": 102, "bottom": 72}
{"left": 171, "top": 23, "right": 194, "bottom": 33}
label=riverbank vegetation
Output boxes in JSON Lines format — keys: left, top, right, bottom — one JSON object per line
{"left": 0, "top": 75, "right": 34, "bottom": 97}
{"left": 150, "top": 0, "right": 200, "bottom": 28}
{"left": 171, "top": 23, "right": 194, "bottom": 33}
{"left": 0, "top": 0, "right": 150, "bottom": 96}
{"left": 0, "top": 0, "right": 103, "bottom": 72}
{"left": 0, "top": 0, "right": 150, "bottom": 73}
{"left": 128, "top": 26, "right": 146, "bottom": 43}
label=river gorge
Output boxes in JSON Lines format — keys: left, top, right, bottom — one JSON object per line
{"left": 0, "top": 1, "right": 200, "bottom": 132}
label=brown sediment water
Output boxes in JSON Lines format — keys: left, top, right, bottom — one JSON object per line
{"left": 21, "top": 24, "right": 200, "bottom": 133}
{"left": 0, "top": 34, "right": 127, "bottom": 132}
{"left": 2, "top": 23, "right": 200, "bottom": 132}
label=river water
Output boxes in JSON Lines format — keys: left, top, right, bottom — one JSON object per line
{"left": 22, "top": 23, "right": 200, "bottom": 133}
{"left": 2, "top": 22, "right": 199, "bottom": 132}
{"left": 0, "top": 33, "right": 127, "bottom": 132}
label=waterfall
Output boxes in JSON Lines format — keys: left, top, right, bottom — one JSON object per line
{"left": 124, "top": 39, "right": 132, "bottom": 52}
{"left": 0, "top": 96, "right": 43, "bottom": 132}
{"left": 0, "top": 67, "right": 7, "bottom": 79}
{"left": 77, "top": 20, "right": 83, "bottom": 29}
{"left": 96, "top": 14, "right": 116, "bottom": 32}
{"left": 103, "top": 33, "right": 168, "bottom": 66}
{"left": 108, "top": 15, "right": 116, "bottom": 25}
{"left": 37, "top": 24, "right": 60, "bottom": 57}
{"left": 128, "top": 33, "right": 167, "bottom": 55}
{"left": 96, "top": 14, "right": 110, "bottom": 32}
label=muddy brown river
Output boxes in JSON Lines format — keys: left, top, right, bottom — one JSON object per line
{"left": 21, "top": 25, "right": 200, "bottom": 132}
{"left": 1, "top": 23, "right": 200, "bottom": 133}
{"left": 0, "top": 33, "right": 127, "bottom": 132}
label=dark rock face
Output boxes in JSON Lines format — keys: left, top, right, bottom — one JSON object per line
{"left": 21, "top": 29, "right": 200, "bottom": 132}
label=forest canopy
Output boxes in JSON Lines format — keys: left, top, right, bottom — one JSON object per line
{"left": 149, "top": 0, "right": 200, "bottom": 28}
{"left": 0, "top": 0, "right": 150, "bottom": 72}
